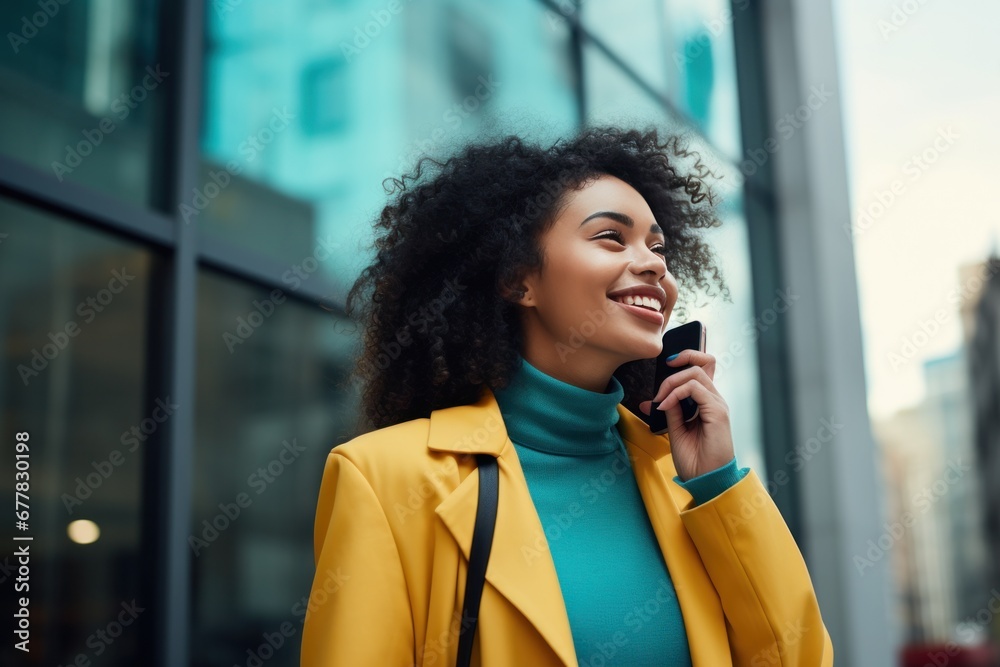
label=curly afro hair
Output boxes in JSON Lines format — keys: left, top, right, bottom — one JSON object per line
{"left": 343, "top": 125, "right": 732, "bottom": 432}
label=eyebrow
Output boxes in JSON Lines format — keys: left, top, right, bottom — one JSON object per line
{"left": 579, "top": 210, "right": 665, "bottom": 237}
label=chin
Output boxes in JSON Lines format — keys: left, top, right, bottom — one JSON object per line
{"left": 617, "top": 333, "right": 663, "bottom": 361}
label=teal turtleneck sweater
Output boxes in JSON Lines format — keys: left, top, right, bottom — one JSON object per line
{"left": 492, "top": 354, "right": 749, "bottom": 667}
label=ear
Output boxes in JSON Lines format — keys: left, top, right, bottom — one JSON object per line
{"left": 500, "top": 274, "right": 531, "bottom": 304}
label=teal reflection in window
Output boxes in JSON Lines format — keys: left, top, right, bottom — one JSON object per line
{"left": 0, "top": 1, "right": 163, "bottom": 207}
{"left": 199, "top": 0, "right": 576, "bottom": 294}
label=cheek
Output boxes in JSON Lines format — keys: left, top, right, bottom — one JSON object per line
{"left": 542, "top": 285, "right": 606, "bottom": 330}
{"left": 663, "top": 273, "right": 679, "bottom": 305}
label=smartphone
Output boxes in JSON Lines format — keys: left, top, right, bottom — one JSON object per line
{"left": 642, "top": 321, "right": 706, "bottom": 435}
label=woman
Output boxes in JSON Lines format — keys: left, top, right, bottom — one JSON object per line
{"left": 300, "top": 126, "right": 834, "bottom": 666}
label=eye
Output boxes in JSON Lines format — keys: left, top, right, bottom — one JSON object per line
{"left": 594, "top": 230, "right": 667, "bottom": 256}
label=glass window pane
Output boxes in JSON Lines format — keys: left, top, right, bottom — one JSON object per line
{"left": 660, "top": 0, "right": 744, "bottom": 162}
{"left": 190, "top": 270, "right": 358, "bottom": 667}
{"left": 579, "top": 0, "right": 671, "bottom": 94}
{"left": 682, "top": 189, "right": 767, "bottom": 477}
{"left": 0, "top": 196, "right": 152, "bottom": 665}
{"left": 583, "top": 40, "right": 744, "bottom": 207}
{"left": 0, "top": 1, "right": 163, "bottom": 207}
{"left": 580, "top": 0, "right": 743, "bottom": 162}
{"left": 197, "top": 0, "right": 577, "bottom": 292}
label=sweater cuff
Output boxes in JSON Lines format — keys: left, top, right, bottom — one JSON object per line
{"left": 672, "top": 456, "right": 750, "bottom": 506}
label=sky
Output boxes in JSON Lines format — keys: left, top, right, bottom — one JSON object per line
{"left": 832, "top": 0, "right": 1000, "bottom": 418}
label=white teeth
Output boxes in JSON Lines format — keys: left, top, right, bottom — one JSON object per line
{"left": 612, "top": 295, "right": 662, "bottom": 312}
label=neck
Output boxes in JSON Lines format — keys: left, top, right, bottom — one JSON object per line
{"left": 492, "top": 352, "right": 626, "bottom": 456}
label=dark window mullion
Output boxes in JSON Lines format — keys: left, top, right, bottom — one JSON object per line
{"left": 730, "top": 0, "right": 802, "bottom": 543}
{"left": 0, "top": 154, "right": 174, "bottom": 248}
{"left": 198, "top": 235, "right": 346, "bottom": 314}
{"left": 144, "top": 1, "right": 203, "bottom": 666}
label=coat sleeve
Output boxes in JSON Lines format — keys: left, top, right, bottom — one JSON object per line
{"left": 300, "top": 450, "right": 415, "bottom": 666}
{"left": 677, "top": 468, "right": 835, "bottom": 666}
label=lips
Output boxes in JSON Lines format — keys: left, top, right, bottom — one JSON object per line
{"left": 609, "top": 297, "right": 664, "bottom": 325}
{"left": 610, "top": 296, "right": 662, "bottom": 312}
{"left": 606, "top": 285, "right": 668, "bottom": 313}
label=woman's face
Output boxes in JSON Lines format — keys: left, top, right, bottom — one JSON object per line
{"left": 516, "top": 174, "right": 679, "bottom": 390}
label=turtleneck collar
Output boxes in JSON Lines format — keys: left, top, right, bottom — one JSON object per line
{"left": 492, "top": 353, "right": 626, "bottom": 456}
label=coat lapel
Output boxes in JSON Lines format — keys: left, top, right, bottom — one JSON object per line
{"left": 428, "top": 385, "right": 729, "bottom": 667}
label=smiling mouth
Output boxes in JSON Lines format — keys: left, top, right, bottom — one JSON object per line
{"left": 607, "top": 296, "right": 663, "bottom": 314}
{"left": 608, "top": 298, "right": 665, "bottom": 323}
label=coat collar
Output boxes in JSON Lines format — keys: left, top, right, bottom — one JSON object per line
{"left": 428, "top": 385, "right": 730, "bottom": 667}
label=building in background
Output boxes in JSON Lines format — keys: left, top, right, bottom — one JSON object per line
{"left": 3, "top": 0, "right": 968, "bottom": 665}
{"left": 969, "top": 257, "right": 1000, "bottom": 636}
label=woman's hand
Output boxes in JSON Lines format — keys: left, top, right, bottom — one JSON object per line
{"left": 638, "top": 349, "right": 735, "bottom": 482}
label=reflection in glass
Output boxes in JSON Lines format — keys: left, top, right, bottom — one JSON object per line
{"left": 0, "top": 197, "right": 151, "bottom": 666}
{"left": 198, "top": 0, "right": 576, "bottom": 291}
{"left": 190, "top": 270, "right": 359, "bottom": 667}
{"left": 0, "top": 1, "right": 162, "bottom": 206}
{"left": 660, "top": 0, "right": 744, "bottom": 162}
{"left": 581, "top": 0, "right": 743, "bottom": 162}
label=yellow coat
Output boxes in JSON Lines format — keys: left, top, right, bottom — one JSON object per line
{"left": 300, "top": 385, "right": 834, "bottom": 666}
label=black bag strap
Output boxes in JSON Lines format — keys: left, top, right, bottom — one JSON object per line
{"left": 456, "top": 453, "right": 499, "bottom": 667}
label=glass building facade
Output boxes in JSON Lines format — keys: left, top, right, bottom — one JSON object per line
{"left": 7, "top": 0, "right": 976, "bottom": 665}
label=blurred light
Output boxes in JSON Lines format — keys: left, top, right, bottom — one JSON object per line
{"left": 67, "top": 520, "right": 100, "bottom": 545}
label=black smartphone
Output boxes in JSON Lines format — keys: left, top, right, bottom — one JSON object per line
{"left": 642, "top": 321, "right": 706, "bottom": 435}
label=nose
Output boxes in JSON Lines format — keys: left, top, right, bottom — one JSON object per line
{"left": 630, "top": 246, "right": 667, "bottom": 278}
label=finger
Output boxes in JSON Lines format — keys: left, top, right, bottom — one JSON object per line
{"left": 658, "top": 379, "right": 728, "bottom": 420}
{"left": 639, "top": 399, "right": 652, "bottom": 416}
{"left": 665, "top": 349, "right": 716, "bottom": 381}
{"left": 653, "top": 365, "right": 721, "bottom": 404}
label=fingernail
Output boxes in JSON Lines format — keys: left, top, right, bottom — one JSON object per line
{"left": 666, "top": 353, "right": 679, "bottom": 361}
